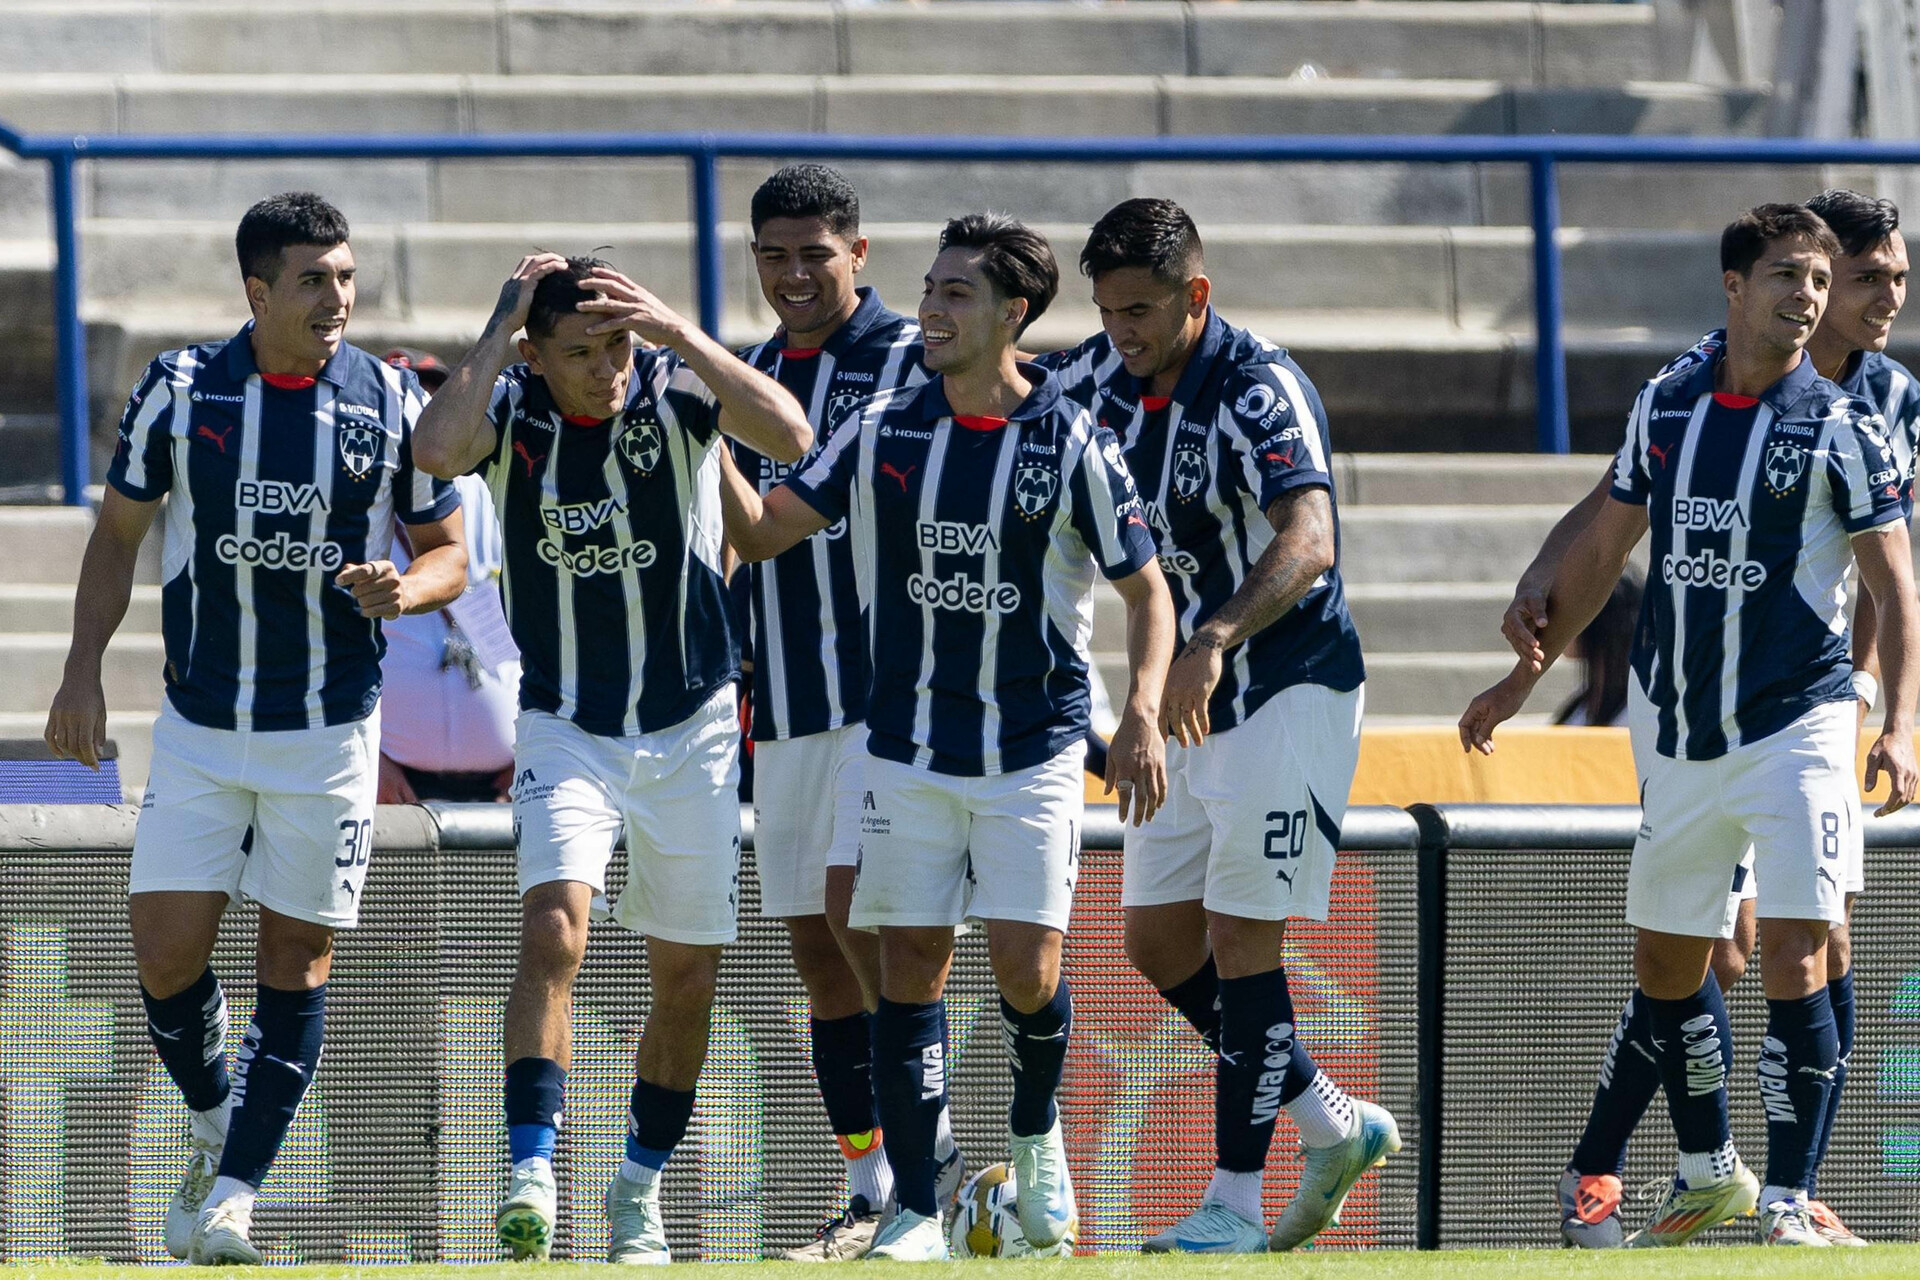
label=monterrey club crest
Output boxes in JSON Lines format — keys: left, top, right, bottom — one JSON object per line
{"left": 337, "top": 423, "right": 380, "bottom": 480}
{"left": 1014, "top": 464, "right": 1058, "bottom": 518}
{"left": 1763, "top": 440, "right": 1807, "bottom": 495}
{"left": 1171, "top": 443, "right": 1208, "bottom": 500}
{"left": 828, "top": 389, "right": 865, "bottom": 426}
{"left": 617, "top": 414, "right": 664, "bottom": 474}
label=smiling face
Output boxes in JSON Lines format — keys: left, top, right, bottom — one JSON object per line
{"left": 1824, "top": 230, "right": 1909, "bottom": 355}
{"left": 752, "top": 215, "right": 868, "bottom": 349}
{"left": 520, "top": 312, "right": 633, "bottom": 420}
{"left": 919, "top": 246, "right": 1025, "bottom": 376}
{"left": 246, "top": 241, "right": 355, "bottom": 370}
{"left": 1091, "top": 265, "right": 1210, "bottom": 390}
{"left": 1725, "top": 235, "right": 1831, "bottom": 359}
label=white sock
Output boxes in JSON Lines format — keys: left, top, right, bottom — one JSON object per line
{"left": 618, "top": 1159, "right": 662, "bottom": 1187}
{"left": 1760, "top": 1183, "right": 1806, "bottom": 1209}
{"left": 847, "top": 1143, "right": 893, "bottom": 1211}
{"left": 1285, "top": 1072, "right": 1356, "bottom": 1149}
{"left": 190, "top": 1098, "right": 232, "bottom": 1148}
{"left": 204, "top": 1176, "right": 256, "bottom": 1215}
{"left": 1204, "top": 1168, "right": 1263, "bottom": 1223}
{"left": 934, "top": 1104, "right": 957, "bottom": 1160}
{"left": 1675, "top": 1141, "right": 1738, "bottom": 1187}
{"left": 512, "top": 1156, "right": 552, "bottom": 1177}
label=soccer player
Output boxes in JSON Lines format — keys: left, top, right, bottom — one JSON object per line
{"left": 1506, "top": 190, "right": 1914, "bottom": 1248}
{"left": 731, "top": 164, "right": 966, "bottom": 1259}
{"left": 411, "top": 254, "right": 809, "bottom": 1262}
{"left": 43, "top": 192, "right": 467, "bottom": 1264}
{"left": 717, "top": 213, "right": 1175, "bottom": 1261}
{"left": 1462, "top": 203, "right": 1920, "bottom": 1248}
{"left": 1041, "top": 198, "right": 1396, "bottom": 1253}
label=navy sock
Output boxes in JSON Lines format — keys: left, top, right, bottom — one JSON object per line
{"left": 1642, "top": 980, "right": 1732, "bottom": 1157}
{"left": 625, "top": 1077, "right": 696, "bottom": 1170}
{"left": 1215, "top": 967, "right": 1316, "bottom": 1174}
{"left": 873, "top": 997, "right": 946, "bottom": 1217}
{"left": 505, "top": 1056, "right": 566, "bottom": 1165}
{"left": 1002, "top": 979, "right": 1072, "bottom": 1137}
{"left": 1158, "top": 954, "right": 1221, "bottom": 1053}
{"left": 1760, "top": 989, "right": 1838, "bottom": 1193}
{"left": 811, "top": 1012, "right": 879, "bottom": 1138}
{"left": 1569, "top": 991, "right": 1663, "bottom": 1176}
{"left": 1809, "top": 970, "right": 1854, "bottom": 1197}
{"left": 216, "top": 984, "right": 325, "bottom": 1187}
{"left": 140, "top": 966, "right": 231, "bottom": 1114}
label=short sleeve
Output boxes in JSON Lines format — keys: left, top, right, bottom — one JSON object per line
{"left": 1829, "top": 407, "right": 1908, "bottom": 534}
{"left": 105, "top": 359, "right": 178, "bottom": 502}
{"left": 470, "top": 370, "right": 521, "bottom": 480}
{"left": 396, "top": 371, "right": 461, "bottom": 525}
{"left": 1608, "top": 384, "right": 1656, "bottom": 506}
{"left": 1221, "top": 361, "right": 1332, "bottom": 512}
{"left": 784, "top": 405, "right": 864, "bottom": 522}
{"left": 1064, "top": 425, "right": 1158, "bottom": 581}
{"left": 662, "top": 353, "right": 722, "bottom": 447}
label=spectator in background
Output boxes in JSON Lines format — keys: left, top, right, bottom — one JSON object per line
{"left": 1554, "top": 567, "right": 1643, "bottom": 728}
{"left": 378, "top": 349, "right": 520, "bottom": 802}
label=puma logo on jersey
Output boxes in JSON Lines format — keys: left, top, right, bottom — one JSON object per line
{"left": 1647, "top": 442, "right": 1673, "bottom": 468}
{"left": 880, "top": 462, "right": 917, "bottom": 493}
{"left": 195, "top": 423, "right": 235, "bottom": 452}
{"left": 513, "top": 439, "right": 544, "bottom": 479}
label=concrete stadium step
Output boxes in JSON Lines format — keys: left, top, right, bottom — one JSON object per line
{"left": 0, "top": 506, "right": 161, "bottom": 583}
{"left": 0, "top": 583, "right": 163, "bottom": 634}
{"left": 0, "top": 2, "right": 1674, "bottom": 85}
{"left": 1334, "top": 453, "right": 1607, "bottom": 507}
{"left": 0, "top": 631, "right": 165, "bottom": 713}
{"left": 0, "top": 709, "right": 154, "bottom": 799}
{"left": 1342, "top": 504, "right": 1578, "bottom": 585}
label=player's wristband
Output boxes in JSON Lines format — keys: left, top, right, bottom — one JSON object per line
{"left": 1852, "top": 671, "right": 1880, "bottom": 712}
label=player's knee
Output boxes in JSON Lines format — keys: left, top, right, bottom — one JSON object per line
{"left": 649, "top": 943, "right": 722, "bottom": 1016}
{"left": 1827, "top": 923, "right": 1852, "bottom": 979}
{"left": 990, "top": 953, "right": 1060, "bottom": 1014}
{"left": 786, "top": 917, "right": 861, "bottom": 1014}
{"left": 131, "top": 930, "right": 213, "bottom": 997}
{"left": 1709, "top": 940, "right": 1747, "bottom": 991}
{"left": 1123, "top": 926, "right": 1197, "bottom": 992}
{"left": 517, "top": 903, "right": 588, "bottom": 986}
{"left": 1633, "top": 930, "right": 1713, "bottom": 1000}
{"left": 255, "top": 914, "right": 334, "bottom": 989}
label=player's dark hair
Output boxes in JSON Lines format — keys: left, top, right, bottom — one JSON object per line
{"left": 1556, "top": 566, "right": 1643, "bottom": 729}
{"left": 1079, "top": 198, "right": 1204, "bottom": 284}
{"left": 938, "top": 213, "right": 1058, "bottom": 337}
{"left": 525, "top": 256, "right": 614, "bottom": 341}
{"left": 1805, "top": 188, "right": 1901, "bottom": 259}
{"left": 235, "top": 192, "right": 350, "bottom": 284}
{"left": 751, "top": 164, "right": 861, "bottom": 239}
{"left": 1720, "top": 203, "right": 1840, "bottom": 276}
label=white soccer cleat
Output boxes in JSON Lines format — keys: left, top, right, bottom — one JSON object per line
{"left": 1626, "top": 1160, "right": 1759, "bottom": 1248}
{"left": 1556, "top": 1171, "right": 1625, "bottom": 1249}
{"left": 1807, "top": 1200, "right": 1869, "bottom": 1246}
{"left": 779, "top": 1196, "right": 882, "bottom": 1262}
{"left": 164, "top": 1137, "right": 221, "bottom": 1260}
{"left": 1142, "top": 1200, "right": 1268, "bottom": 1254}
{"left": 867, "top": 1208, "right": 950, "bottom": 1261}
{"left": 1269, "top": 1099, "right": 1402, "bottom": 1252}
{"left": 189, "top": 1197, "right": 262, "bottom": 1266}
{"left": 934, "top": 1142, "right": 968, "bottom": 1213}
{"left": 1008, "top": 1120, "right": 1078, "bottom": 1250}
{"left": 606, "top": 1167, "right": 671, "bottom": 1264}
{"left": 495, "top": 1160, "right": 558, "bottom": 1261}
{"left": 1760, "top": 1196, "right": 1832, "bottom": 1247}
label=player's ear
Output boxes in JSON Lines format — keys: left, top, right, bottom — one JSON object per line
{"left": 1188, "top": 274, "right": 1211, "bottom": 315}
{"left": 243, "top": 274, "right": 272, "bottom": 318}
{"left": 1004, "top": 295, "right": 1029, "bottom": 336}
{"left": 849, "top": 236, "right": 870, "bottom": 274}
{"left": 1723, "top": 268, "right": 1744, "bottom": 304}
{"left": 518, "top": 336, "right": 543, "bottom": 375}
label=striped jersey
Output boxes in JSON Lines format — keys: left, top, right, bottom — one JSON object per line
{"left": 105, "top": 324, "right": 457, "bottom": 731}
{"left": 1611, "top": 351, "right": 1906, "bottom": 760}
{"left": 786, "top": 367, "right": 1157, "bottom": 777}
{"left": 473, "top": 350, "right": 737, "bottom": 737}
{"left": 1041, "top": 311, "right": 1364, "bottom": 731}
{"left": 733, "top": 288, "right": 924, "bottom": 741}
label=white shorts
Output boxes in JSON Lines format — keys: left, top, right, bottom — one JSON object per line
{"left": 849, "top": 742, "right": 1086, "bottom": 932}
{"left": 1122, "top": 683, "right": 1363, "bottom": 922}
{"left": 752, "top": 723, "right": 866, "bottom": 919}
{"left": 1626, "top": 686, "right": 1859, "bottom": 939}
{"left": 130, "top": 704, "right": 379, "bottom": 928}
{"left": 512, "top": 682, "right": 742, "bottom": 946}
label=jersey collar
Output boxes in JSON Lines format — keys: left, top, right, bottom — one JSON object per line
{"left": 919, "top": 362, "right": 1062, "bottom": 425}
{"left": 224, "top": 320, "right": 355, "bottom": 388}
{"left": 1683, "top": 343, "right": 1822, "bottom": 413}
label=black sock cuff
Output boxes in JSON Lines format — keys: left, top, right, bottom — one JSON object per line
{"left": 1000, "top": 979, "right": 1071, "bottom": 1036}
{"left": 1766, "top": 988, "right": 1836, "bottom": 1031}
{"left": 628, "top": 1077, "right": 696, "bottom": 1153}
{"left": 1828, "top": 969, "right": 1855, "bottom": 1007}
{"left": 141, "top": 966, "right": 221, "bottom": 1016}
{"left": 505, "top": 1057, "right": 567, "bottom": 1126}
{"left": 1159, "top": 954, "right": 1218, "bottom": 1006}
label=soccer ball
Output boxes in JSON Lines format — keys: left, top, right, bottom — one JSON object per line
{"left": 947, "top": 1162, "right": 1073, "bottom": 1259}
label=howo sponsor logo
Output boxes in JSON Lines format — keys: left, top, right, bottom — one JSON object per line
{"left": 1663, "top": 547, "right": 1766, "bottom": 590}
{"left": 191, "top": 390, "right": 245, "bottom": 404}
{"left": 917, "top": 521, "right": 1001, "bottom": 554}
{"left": 541, "top": 496, "right": 627, "bottom": 536}
{"left": 906, "top": 570, "right": 1021, "bottom": 614}
{"left": 236, "top": 480, "right": 328, "bottom": 515}
{"left": 216, "top": 530, "right": 343, "bottom": 571}
{"left": 537, "top": 538, "right": 658, "bottom": 576}
{"left": 1671, "top": 497, "right": 1747, "bottom": 531}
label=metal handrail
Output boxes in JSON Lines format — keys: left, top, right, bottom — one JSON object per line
{"left": 10, "top": 124, "right": 1920, "bottom": 503}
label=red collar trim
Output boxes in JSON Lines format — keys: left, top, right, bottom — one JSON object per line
{"left": 781, "top": 346, "right": 823, "bottom": 359}
{"left": 953, "top": 414, "right": 1009, "bottom": 432}
{"left": 562, "top": 413, "right": 606, "bottom": 427}
{"left": 259, "top": 373, "right": 317, "bottom": 391}
{"left": 1712, "top": 392, "right": 1760, "bottom": 409}
{"left": 1140, "top": 395, "right": 1172, "bottom": 412}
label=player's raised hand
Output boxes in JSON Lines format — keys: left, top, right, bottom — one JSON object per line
{"left": 1501, "top": 583, "right": 1549, "bottom": 672}
{"left": 1864, "top": 730, "right": 1918, "bottom": 816}
{"left": 1458, "top": 668, "right": 1534, "bottom": 755}
{"left": 335, "top": 560, "right": 409, "bottom": 620}
{"left": 44, "top": 674, "right": 108, "bottom": 771}
{"left": 1106, "top": 708, "right": 1167, "bottom": 827}
{"left": 1159, "top": 634, "right": 1222, "bottom": 748}
{"left": 576, "top": 268, "right": 690, "bottom": 346}
{"left": 484, "top": 253, "right": 571, "bottom": 340}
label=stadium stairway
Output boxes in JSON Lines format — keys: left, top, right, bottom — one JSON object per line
{"left": 0, "top": 0, "right": 1884, "bottom": 493}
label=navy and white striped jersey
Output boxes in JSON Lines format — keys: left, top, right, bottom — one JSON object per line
{"left": 786, "top": 368, "right": 1157, "bottom": 777}
{"left": 1611, "top": 352, "right": 1906, "bottom": 760}
{"left": 1040, "top": 311, "right": 1364, "bottom": 731}
{"left": 733, "top": 288, "right": 925, "bottom": 741}
{"left": 106, "top": 324, "right": 457, "bottom": 732}
{"left": 473, "top": 350, "right": 737, "bottom": 738}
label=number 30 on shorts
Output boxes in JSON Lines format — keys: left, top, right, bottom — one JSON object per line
{"left": 1265, "top": 809, "right": 1308, "bottom": 882}
{"left": 335, "top": 818, "right": 372, "bottom": 869}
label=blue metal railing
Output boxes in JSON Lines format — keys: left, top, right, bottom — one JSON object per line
{"left": 8, "top": 125, "right": 1920, "bottom": 503}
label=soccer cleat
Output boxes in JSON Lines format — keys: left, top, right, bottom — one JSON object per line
{"left": 496, "top": 1160, "right": 558, "bottom": 1261}
{"left": 1626, "top": 1161, "right": 1759, "bottom": 1248}
{"left": 606, "top": 1167, "right": 671, "bottom": 1264}
{"left": 1760, "top": 1197, "right": 1831, "bottom": 1247}
{"left": 780, "top": 1196, "right": 881, "bottom": 1261}
{"left": 934, "top": 1142, "right": 968, "bottom": 1213}
{"left": 164, "top": 1137, "right": 221, "bottom": 1260}
{"left": 1557, "top": 1171, "right": 1625, "bottom": 1249}
{"left": 1008, "top": 1121, "right": 1078, "bottom": 1249}
{"left": 1807, "top": 1200, "right": 1869, "bottom": 1247}
{"left": 866, "top": 1208, "right": 949, "bottom": 1261}
{"left": 189, "top": 1197, "right": 263, "bottom": 1266}
{"left": 1269, "top": 1099, "right": 1402, "bottom": 1252}
{"left": 1142, "top": 1200, "right": 1268, "bottom": 1254}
